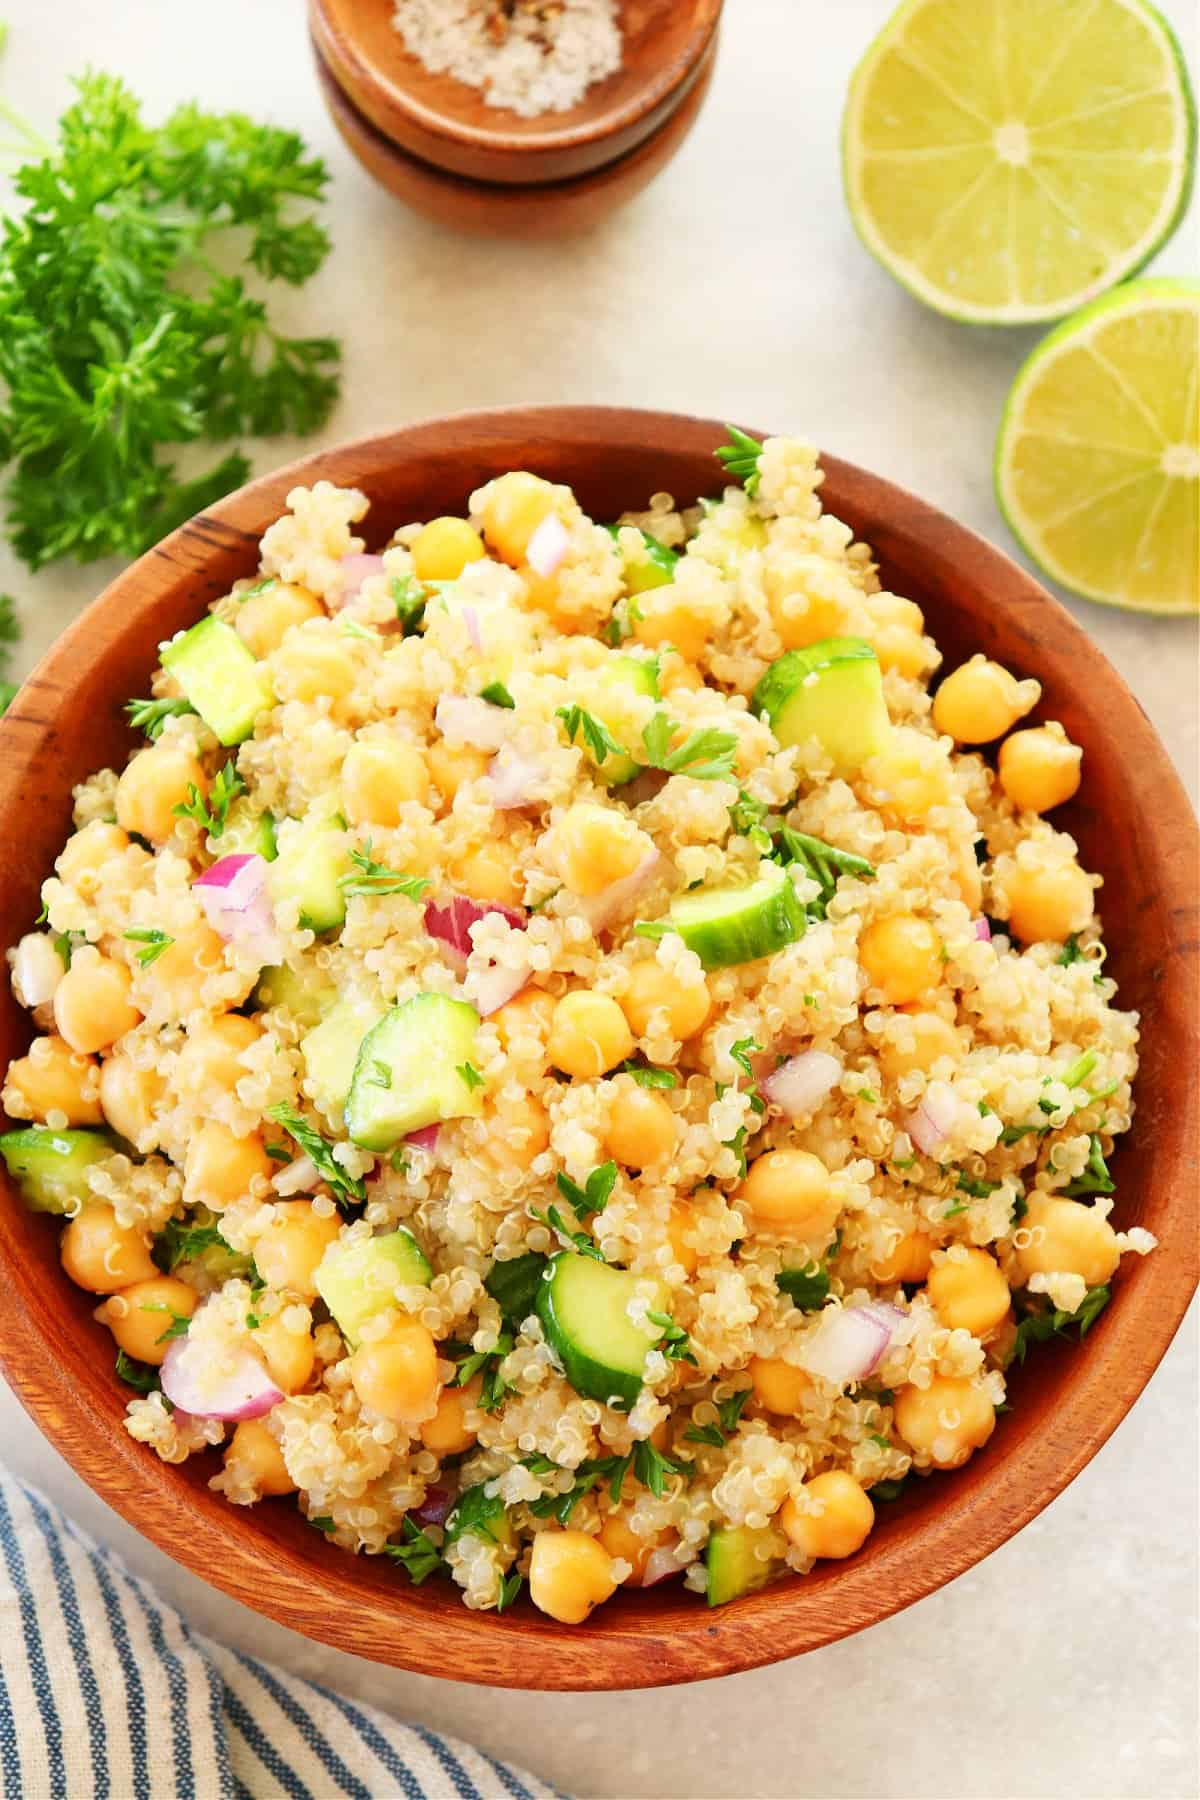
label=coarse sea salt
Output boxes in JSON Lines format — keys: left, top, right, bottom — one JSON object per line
{"left": 392, "top": 0, "right": 622, "bottom": 119}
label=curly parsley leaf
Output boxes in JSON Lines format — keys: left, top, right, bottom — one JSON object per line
{"left": 384, "top": 1517, "right": 445, "bottom": 1586}
{"left": 338, "top": 842, "right": 431, "bottom": 901}
{"left": 264, "top": 1102, "right": 365, "bottom": 1205}
{"left": 714, "top": 425, "right": 764, "bottom": 497}
{"left": 641, "top": 713, "right": 738, "bottom": 782}
{"left": 124, "top": 695, "right": 197, "bottom": 740}
{"left": 172, "top": 759, "right": 244, "bottom": 837}
{"left": 555, "top": 703, "right": 627, "bottom": 767}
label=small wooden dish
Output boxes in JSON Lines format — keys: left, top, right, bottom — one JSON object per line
{"left": 0, "top": 408, "right": 1196, "bottom": 1691}
{"left": 313, "top": 36, "right": 716, "bottom": 236}
{"left": 310, "top": 0, "right": 723, "bottom": 185}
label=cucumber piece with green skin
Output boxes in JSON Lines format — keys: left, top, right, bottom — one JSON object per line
{"left": 268, "top": 813, "right": 352, "bottom": 934}
{"left": 345, "top": 993, "right": 483, "bottom": 1151}
{"left": 219, "top": 800, "right": 277, "bottom": 861}
{"left": 705, "top": 1525, "right": 777, "bottom": 1608}
{"left": 653, "top": 863, "right": 805, "bottom": 970}
{"left": 160, "top": 616, "right": 274, "bottom": 747}
{"left": 313, "top": 1227, "right": 432, "bottom": 1347}
{"left": 252, "top": 963, "right": 337, "bottom": 1027}
{"left": 591, "top": 654, "right": 661, "bottom": 785}
{"left": 536, "top": 1252, "right": 666, "bottom": 1410}
{"left": 301, "top": 998, "right": 383, "bottom": 1119}
{"left": 753, "top": 636, "right": 891, "bottom": 774}
{"left": 0, "top": 1127, "right": 113, "bottom": 1213}
{"left": 604, "top": 524, "right": 679, "bottom": 594}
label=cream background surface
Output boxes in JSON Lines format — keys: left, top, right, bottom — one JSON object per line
{"left": 1, "top": 2, "right": 1196, "bottom": 1795}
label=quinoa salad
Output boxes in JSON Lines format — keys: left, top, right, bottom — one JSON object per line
{"left": 0, "top": 432, "right": 1154, "bottom": 1625}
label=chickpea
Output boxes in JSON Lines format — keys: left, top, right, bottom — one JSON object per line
{"left": 411, "top": 517, "right": 487, "bottom": 582}
{"left": 428, "top": 741, "right": 490, "bottom": 807}
{"left": 175, "top": 1014, "right": 261, "bottom": 1095}
{"left": 149, "top": 922, "right": 230, "bottom": 1019}
{"left": 116, "top": 745, "right": 209, "bottom": 845}
{"left": 234, "top": 581, "right": 322, "bottom": 657}
{"left": 597, "top": 1512, "right": 660, "bottom": 1585}
{"left": 620, "top": 961, "right": 711, "bottom": 1042}
{"left": 4, "top": 1035, "right": 102, "bottom": 1126}
{"left": 750, "top": 1355, "right": 811, "bottom": 1416}
{"left": 492, "top": 988, "right": 556, "bottom": 1066}
{"left": 97, "top": 1275, "right": 198, "bottom": 1366}
{"left": 867, "top": 596, "right": 929, "bottom": 679}
{"left": 271, "top": 632, "right": 357, "bottom": 704}
{"left": 765, "top": 559, "right": 847, "bottom": 650}
{"left": 631, "top": 591, "right": 710, "bottom": 664}
{"left": 61, "top": 1205, "right": 157, "bottom": 1294}
{"left": 56, "top": 821, "right": 132, "bottom": 894}
{"left": 253, "top": 1314, "right": 316, "bottom": 1393}
{"left": 666, "top": 1203, "right": 699, "bottom": 1276}
{"left": 99, "top": 1054, "right": 165, "bottom": 1146}
{"left": 485, "top": 1092, "right": 551, "bottom": 1173}
{"left": 895, "top": 1376, "right": 995, "bottom": 1469}
{"left": 739, "top": 1149, "right": 840, "bottom": 1242}
{"left": 529, "top": 1528, "right": 618, "bottom": 1625}
{"left": 342, "top": 740, "right": 429, "bottom": 825}
{"left": 932, "top": 656, "right": 1039, "bottom": 745}
{"left": 604, "top": 1083, "right": 676, "bottom": 1169}
{"left": 184, "top": 1122, "right": 274, "bottom": 1213}
{"left": 998, "top": 724, "right": 1083, "bottom": 815}
{"left": 453, "top": 841, "right": 524, "bottom": 907}
{"left": 250, "top": 1200, "right": 341, "bottom": 1299}
{"left": 54, "top": 951, "right": 140, "bottom": 1054}
{"left": 879, "top": 1011, "right": 960, "bottom": 1081}
{"left": 926, "top": 1248, "right": 1011, "bottom": 1337}
{"left": 1014, "top": 1193, "right": 1120, "bottom": 1289}
{"left": 480, "top": 472, "right": 559, "bottom": 567}
{"left": 419, "top": 1375, "right": 482, "bottom": 1456}
{"left": 547, "top": 991, "right": 634, "bottom": 1079}
{"left": 864, "top": 728, "right": 952, "bottom": 824}
{"left": 859, "top": 914, "right": 943, "bottom": 1007}
{"left": 781, "top": 1472, "right": 874, "bottom": 1560}
{"left": 225, "top": 1419, "right": 295, "bottom": 1496}
{"left": 870, "top": 1229, "right": 933, "bottom": 1285}
{"left": 954, "top": 840, "right": 984, "bottom": 912}
{"left": 349, "top": 1315, "right": 440, "bottom": 1423}
{"left": 1000, "top": 859, "right": 1094, "bottom": 946}
{"left": 553, "top": 804, "right": 651, "bottom": 898}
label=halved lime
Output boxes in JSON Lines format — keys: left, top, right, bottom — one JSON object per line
{"left": 843, "top": 0, "right": 1196, "bottom": 324}
{"left": 996, "top": 278, "right": 1199, "bottom": 614}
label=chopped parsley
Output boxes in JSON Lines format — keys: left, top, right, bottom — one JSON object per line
{"left": 445, "top": 1332, "right": 515, "bottom": 1412}
{"left": 555, "top": 1161, "right": 618, "bottom": 1220}
{"left": 496, "top": 1571, "right": 524, "bottom": 1614}
{"left": 616, "top": 1059, "right": 677, "bottom": 1090}
{"left": 868, "top": 1433, "right": 891, "bottom": 1451}
{"left": 640, "top": 714, "right": 739, "bottom": 783}
{"left": 154, "top": 1216, "right": 232, "bottom": 1272}
{"left": 955, "top": 1171, "right": 1000, "bottom": 1199}
{"left": 137, "top": 1302, "right": 192, "bottom": 1345}
{"left": 555, "top": 703, "right": 625, "bottom": 767}
{"left": 264, "top": 1102, "right": 365, "bottom": 1205}
{"left": 457, "top": 1061, "right": 484, "bottom": 1091}
{"left": 776, "top": 1260, "right": 830, "bottom": 1311}
{"left": 684, "top": 1388, "right": 752, "bottom": 1448}
{"left": 728, "top": 1036, "right": 762, "bottom": 1081}
{"left": 714, "top": 424, "right": 764, "bottom": 496}
{"left": 729, "top": 788, "right": 773, "bottom": 852}
{"left": 122, "top": 926, "right": 174, "bottom": 966}
{"left": 308, "top": 1515, "right": 337, "bottom": 1535}
{"left": 1062, "top": 1049, "right": 1099, "bottom": 1089}
{"left": 1057, "top": 935, "right": 1084, "bottom": 966}
{"left": 124, "top": 695, "right": 196, "bottom": 740}
{"left": 389, "top": 575, "right": 427, "bottom": 629}
{"left": 870, "top": 1475, "right": 910, "bottom": 1503}
{"left": 444, "top": 1483, "right": 508, "bottom": 1547}
{"left": 774, "top": 826, "right": 875, "bottom": 919}
{"left": 647, "top": 1310, "right": 697, "bottom": 1367}
{"left": 530, "top": 1203, "right": 604, "bottom": 1261}
{"left": 173, "top": 759, "right": 244, "bottom": 837}
{"left": 1063, "top": 1134, "right": 1115, "bottom": 1197}
{"left": 114, "top": 1350, "right": 162, "bottom": 1395}
{"left": 339, "top": 842, "right": 430, "bottom": 901}
{"left": 479, "top": 681, "right": 515, "bottom": 709}
{"left": 484, "top": 1252, "right": 547, "bottom": 1325}
{"left": 942, "top": 1199, "right": 970, "bottom": 1219}
{"left": 384, "top": 1517, "right": 445, "bottom": 1585}
{"left": 1011, "top": 1285, "right": 1111, "bottom": 1365}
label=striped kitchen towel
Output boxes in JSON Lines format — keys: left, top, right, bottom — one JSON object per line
{"left": 0, "top": 1469, "right": 561, "bottom": 1800}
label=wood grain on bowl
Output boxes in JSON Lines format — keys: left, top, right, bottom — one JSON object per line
{"left": 313, "top": 36, "right": 716, "bottom": 238}
{"left": 310, "top": 0, "right": 723, "bottom": 185}
{"left": 0, "top": 408, "right": 1196, "bottom": 1691}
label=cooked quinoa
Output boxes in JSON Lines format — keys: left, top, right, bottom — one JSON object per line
{"left": 0, "top": 433, "right": 1155, "bottom": 1624}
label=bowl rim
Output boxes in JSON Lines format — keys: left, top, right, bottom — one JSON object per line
{"left": 0, "top": 404, "right": 1196, "bottom": 1691}
{"left": 308, "top": 0, "right": 724, "bottom": 167}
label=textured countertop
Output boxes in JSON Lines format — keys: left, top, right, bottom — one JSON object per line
{"left": 1, "top": 3, "right": 1196, "bottom": 1796}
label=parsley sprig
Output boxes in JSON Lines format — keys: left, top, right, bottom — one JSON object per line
{"left": 264, "top": 1102, "right": 365, "bottom": 1205}
{"left": 555, "top": 703, "right": 626, "bottom": 767}
{"left": 384, "top": 1517, "right": 445, "bottom": 1586}
{"left": 775, "top": 827, "right": 876, "bottom": 919}
{"left": 173, "top": 759, "right": 244, "bottom": 837}
{"left": 714, "top": 425, "right": 764, "bottom": 497}
{"left": 528, "top": 1441, "right": 692, "bottom": 1520}
{"left": 1064, "top": 1134, "right": 1115, "bottom": 1197}
{"left": 555, "top": 1161, "right": 618, "bottom": 1220}
{"left": 338, "top": 842, "right": 431, "bottom": 901}
{"left": 1010, "top": 1286, "right": 1111, "bottom": 1365}
{"left": 445, "top": 1332, "right": 515, "bottom": 1412}
{"left": 122, "top": 926, "right": 174, "bottom": 966}
{"left": 530, "top": 1203, "right": 604, "bottom": 1261}
{"left": 684, "top": 1388, "right": 752, "bottom": 1448}
{"left": 124, "top": 696, "right": 196, "bottom": 740}
{"left": 647, "top": 1309, "right": 698, "bottom": 1367}
{"left": 640, "top": 714, "right": 738, "bottom": 783}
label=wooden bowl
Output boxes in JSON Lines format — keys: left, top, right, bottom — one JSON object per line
{"left": 310, "top": 0, "right": 723, "bottom": 185}
{"left": 313, "top": 35, "right": 716, "bottom": 237}
{"left": 0, "top": 407, "right": 1195, "bottom": 1691}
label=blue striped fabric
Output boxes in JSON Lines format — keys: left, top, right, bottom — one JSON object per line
{"left": 0, "top": 1470, "right": 562, "bottom": 1800}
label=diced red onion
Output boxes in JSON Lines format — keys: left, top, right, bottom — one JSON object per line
{"left": 525, "top": 512, "right": 569, "bottom": 578}
{"left": 799, "top": 1302, "right": 906, "bottom": 1387}
{"left": 336, "top": 552, "right": 386, "bottom": 605}
{"left": 905, "top": 1085, "right": 965, "bottom": 1158}
{"left": 435, "top": 695, "right": 510, "bottom": 752}
{"left": 487, "top": 748, "right": 548, "bottom": 811}
{"left": 406, "top": 1124, "right": 440, "bottom": 1153}
{"left": 272, "top": 1154, "right": 318, "bottom": 1196}
{"left": 412, "top": 1484, "right": 455, "bottom": 1528}
{"left": 161, "top": 1332, "right": 283, "bottom": 1422}
{"left": 461, "top": 605, "right": 483, "bottom": 653}
{"left": 760, "top": 1050, "right": 842, "bottom": 1118}
{"left": 466, "top": 961, "right": 532, "bottom": 1018}
{"left": 12, "top": 933, "right": 65, "bottom": 1008}
{"left": 618, "top": 768, "right": 669, "bottom": 808}
{"left": 193, "top": 853, "right": 282, "bottom": 964}
{"left": 425, "top": 895, "right": 525, "bottom": 962}
{"left": 641, "top": 1540, "right": 689, "bottom": 1587}
{"left": 974, "top": 917, "right": 992, "bottom": 942}
{"left": 576, "top": 848, "right": 667, "bottom": 934}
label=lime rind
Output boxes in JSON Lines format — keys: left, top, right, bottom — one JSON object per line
{"left": 842, "top": 0, "right": 1197, "bottom": 326}
{"left": 995, "top": 277, "right": 1200, "bottom": 614}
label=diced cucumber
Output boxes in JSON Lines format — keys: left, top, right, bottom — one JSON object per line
{"left": 705, "top": 1525, "right": 777, "bottom": 1608}
{"left": 0, "top": 1127, "right": 113, "bottom": 1214}
{"left": 591, "top": 654, "right": 661, "bottom": 786}
{"left": 443, "top": 1482, "right": 515, "bottom": 1550}
{"left": 604, "top": 524, "right": 679, "bottom": 594}
{"left": 301, "top": 998, "right": 383, "bottom": 1119}
{"left": 253, "top": 963, "right": 337, "bottom": 1027}
{"left": 651, "top": 863, "right": 805, "bottom": 970}
{"left": 268, "top": 813, "right": 352, "bottom": 934}
{"left": 752, "top": 637, "right": 891, "bottom": 774}
{"left": 160, "top": 616, "right": 274, "bottom": 747}
{"left": 535, "top": 1252, "right": 666, "bottom": 1410}
{"left": 220, "top": 800, "right": 277, "bottom": 861}
{"left": 313, "top": 1227, "right": 432, "bottom": 1347}
{"left": 344, "top": 994, "right": 483, "bottom": 1151}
